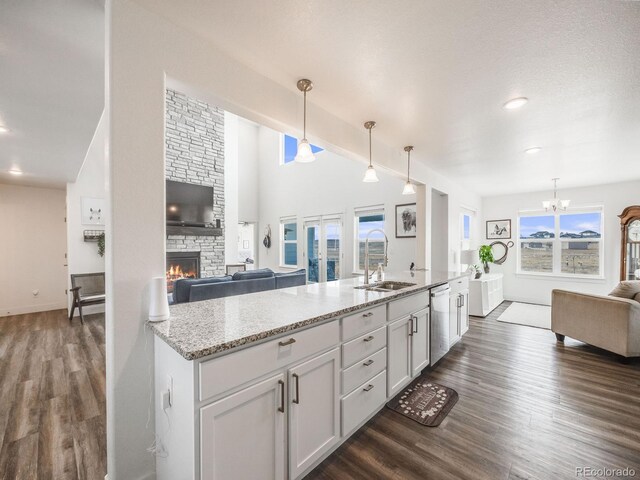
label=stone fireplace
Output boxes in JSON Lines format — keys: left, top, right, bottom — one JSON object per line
{"left": 166, "top": 251, "right": 201, "bottom": 293}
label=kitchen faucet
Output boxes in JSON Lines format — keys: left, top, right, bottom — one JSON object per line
{"left": 364, "top": 229, "right": 389, "bottom": 285}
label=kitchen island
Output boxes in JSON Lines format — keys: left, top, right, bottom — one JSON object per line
{"left": 149, "top": 270, "right": 469, "bottom": 480}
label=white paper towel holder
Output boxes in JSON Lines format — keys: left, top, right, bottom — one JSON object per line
{"left": 148, "top": 276, "right": 170, "bottom": 322}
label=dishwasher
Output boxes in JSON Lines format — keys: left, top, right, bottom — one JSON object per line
{"left": 430, "top": 283, "right": 451, "bottom": 366}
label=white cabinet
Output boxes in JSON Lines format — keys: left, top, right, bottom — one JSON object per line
{"left": 387, "top": 307, "right": 430, "bottom": 397}
{"left": 410, "top": 308, "right": 429, "bottom": 377}
{"left": 469, "top": 273, "right": 503, "bottom": 317}
{"left": 387, "top": 316, "right": 412, "bottom": 397}
{"left": 200, "top": 373, "right": 286, "bottom": 480}
{"left": 288, "top": 348, "right": 340, "bottom": 479}
{"left": 449, "top": 277, "right": 470, "bottom": 346}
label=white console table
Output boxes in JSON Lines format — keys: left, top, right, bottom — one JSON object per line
{"left": 469, "top": 273, "right": 503, "bottom": 317}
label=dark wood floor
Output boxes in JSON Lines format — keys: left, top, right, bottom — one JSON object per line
{"left": 0, "top": 310, "right": 106, "bottom": 480}
{"left": 307, "top": 302, "right": 640, "bottom": 480}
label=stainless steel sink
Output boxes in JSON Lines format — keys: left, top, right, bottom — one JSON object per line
{"left": 355, "top": 281, "right": 416, "bottom": 292}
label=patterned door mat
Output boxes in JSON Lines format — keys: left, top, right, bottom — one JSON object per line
{"left": 386, "top": 377, "right": 458, "bottom": 426}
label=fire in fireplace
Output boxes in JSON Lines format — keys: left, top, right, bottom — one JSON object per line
{"left": 166, "top": 251, "right": 201, "bottom": 293}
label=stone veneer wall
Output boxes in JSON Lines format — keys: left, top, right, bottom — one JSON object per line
{"left": 165, "top": 89, "right": 225, "bottom": 277}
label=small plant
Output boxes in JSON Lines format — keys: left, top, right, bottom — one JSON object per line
{"left": 97, "top": 232, "right": 105, "bottom": 258}
{"left": 479, "top": 245, "right": 494, "bottom": 273}
{"left": 471, "top": 264, "right": 483, "bottom": 279}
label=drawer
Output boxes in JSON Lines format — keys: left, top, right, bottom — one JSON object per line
{"left": 341, "top": 370, "right": 387, "bottom": 435}
{"left": 450, "top": 276, "right": 469, "bottom": 295}
{"left": 342, "top": 326, "right": 387, "bottom": 368}
{"left": 342, "top": 347, "right": 386, "bottom": 395}
{"left": 341, "top": 304, "right": 386, "bottom": 341}
{"left": 388, "top": 291, "right": 429, "bottom": 321}
{"left": 199, "top": 320, "right": 339, "bottom": 401}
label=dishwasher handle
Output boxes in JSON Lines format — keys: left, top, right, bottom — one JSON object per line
{"left": 431, "top": 288, "right": 450, "bottom": 298}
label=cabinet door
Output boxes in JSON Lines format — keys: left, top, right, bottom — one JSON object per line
{"left": 289, "top": 348, "right": 340, "bottom": 479}
{"left": 411, "top": 308, "right": 430, "bottom": 377}
{"left": 448, "top": 294, "right": 460, "bottom": 347}
{"left": 460, "top": 291, "right": 469, "bottom": 335}
{"left": 200, "top": 373, "right": 286, "bottom": 480}
{"left": 387, "top": 317, "right": 412, "bottom": 397}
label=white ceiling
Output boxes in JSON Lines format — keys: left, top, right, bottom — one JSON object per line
{"left": 134, "top": 0, "right": 640, "bottom": 196}
{"left": 0, "top": 0, "right": 104, "bottom": 189}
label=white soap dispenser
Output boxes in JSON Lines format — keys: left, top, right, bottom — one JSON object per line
{"left": 376, "top": 263, "right": 384, "bottom": 282}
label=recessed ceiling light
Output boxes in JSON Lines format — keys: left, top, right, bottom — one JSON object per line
{"left": 503, "top": 97, "right": 528, "bottom": 110}
{"left": 0, "top": 126, "right": 10, "bottom": 134}
{"left": 9, "top": 169, "right": 23, "bottom": 175}
{"left": 525, "top": 147, "right": 542, "bottom": 154}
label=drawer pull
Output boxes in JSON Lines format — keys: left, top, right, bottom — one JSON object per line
{"left": 278, "top": 338, "right": 296, "bottom": 347}
{"left": 278, "top": 380, "right": 285, "bottom": 413}
{"left": 292, "top": 373, "right": 300, "bottom": 404}
{"left": 363, "top": 335, "right": 374, "bottom": 342}
{"left": 363, "top": 384, "right": 374, "bottom": 392}
{"left": 363, "top": 359, "right": 374, "bottom": 366}
{"left": 362, "top": 312, "right": 374, "bottom": 318}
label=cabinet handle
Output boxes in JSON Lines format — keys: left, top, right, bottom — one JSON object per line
{"left": 278, "top": 338, "right": 296, "bottom": 347}
{"left": 363, "top": 359, "right": 374, "bottom": 366}
{"left": 278, "top": 380, "right": 285, "bottom": 413}
{"left": 292, "top": 373, "right": 300, "bottom": 404}
{"left": 461, "top": 295, "right": 465, "bottom": 307}
{"left": 362, "top": 312, "right": 374, "bottom": 318}
{"left": 413, "top": 315, "right": 418, "bottom": 334}
{"left": 409, "top": 317, "right": 414, "bottom": 337}
{"left": 363, "top": 384, "right": 374, "bottom": 392}
{"left": 363, "top": 335, "right": 374, "bottom": 342}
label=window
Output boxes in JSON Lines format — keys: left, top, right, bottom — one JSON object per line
{"left": 460, "top": 210, "right": 474, "bottom": 250}
{"left": 518, "top": 210, "right": 602, "bottom": 277}
{"left": 280, "top": 219, "right": 298, "bottom": 267}
{"left": 354, "top": 208, "right": 385, "bottom": 272}
{"left": 281, "top": 134, "right": 324, "bottom": 164}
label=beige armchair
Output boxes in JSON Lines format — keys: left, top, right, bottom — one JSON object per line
{"left": 551, "top": 289, "right": 640, "bottom": 360}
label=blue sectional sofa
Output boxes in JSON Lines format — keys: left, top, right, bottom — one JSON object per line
{"left": 172, "top": 268, "right": 306, "bottom": 304}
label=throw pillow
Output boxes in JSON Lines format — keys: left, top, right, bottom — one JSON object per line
{"left": 609, "top": 281, "right": 640, "bottom": 299}
{"left": 634, "top": 292, "right": 640, "bottom": 303}
{"left": 232, "top": 268, "right": 274, "bottom": 281}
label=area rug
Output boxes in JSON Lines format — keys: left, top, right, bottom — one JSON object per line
{"left": 497, "top": 301, "right": 551, "bottom": 329}
{"left": 386, "top": 376, "right": 458, "bottom": 427}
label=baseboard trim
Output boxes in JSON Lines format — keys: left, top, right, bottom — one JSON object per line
{"left": 0, "top": 302, "right": 67, "bottom": 317}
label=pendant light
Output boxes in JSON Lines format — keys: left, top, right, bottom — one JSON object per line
{"left": 542, "top": 178, "right": 570, "bottom": 212}
{"left": 294, "top": 79, "right": 316, "bottom": 163}
{"left": 402, "top": 146, "right": 416, "bottom": 195}
{"left": 362, "top": 121, "right": 379, "bottom": 182}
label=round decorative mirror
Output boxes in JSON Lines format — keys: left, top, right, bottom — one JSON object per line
{"left": 490, "top": 241, "right": 514, "bottom": 265}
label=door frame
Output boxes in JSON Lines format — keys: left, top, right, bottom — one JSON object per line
{"left": 303, "top": 214, "right": 343, "bottom": 283}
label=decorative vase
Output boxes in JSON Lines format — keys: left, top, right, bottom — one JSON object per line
{"left": 483, "top": 262, "right": 490, "bottom": 274}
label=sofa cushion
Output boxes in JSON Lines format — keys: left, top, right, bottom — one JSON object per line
{"left": 609, "top": 281, "right": 640, "bottom": 299}
{"left": 274, "top": 269, "right": 307, "bottom": 289}
{"left": 173, "top": 275, "right": 232, "bottom": 304}
{"left": 635, "top": 292, "right": 640, "bottom": 303}
{"left": 232, "top": 268, "right": 274, "bottom": 281}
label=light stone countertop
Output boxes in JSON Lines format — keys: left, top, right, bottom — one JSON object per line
{"left": 148, "top": 270, "right": 469, "bottom": 360}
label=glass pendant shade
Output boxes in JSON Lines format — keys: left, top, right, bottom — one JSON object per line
{"left": 363, "top": 165, "right": 379, "bottom": 182}
{"left": 402, "top": 181, "right": 416, "bottom": 195}
{"left": 295, "top": 138, "right": 315, "bottom": 163}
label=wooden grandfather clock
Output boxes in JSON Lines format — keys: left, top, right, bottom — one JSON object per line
{"left": 619, "top": 206, "right": 640, "bottom": 281}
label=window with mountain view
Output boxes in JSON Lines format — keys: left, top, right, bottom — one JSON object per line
{"left": 518, "top": 210, "right": 602, "bottom": 276}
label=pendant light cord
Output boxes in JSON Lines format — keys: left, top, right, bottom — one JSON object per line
{"left": 368, "top": 127, "right": 372, "bottom": 167}
{"left": 303, "top": 90, "right": 307, "bottom": 139}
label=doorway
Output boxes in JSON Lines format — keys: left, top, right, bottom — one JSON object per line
{"left": 304, "top": 215, "right": 343, "bottom": 283}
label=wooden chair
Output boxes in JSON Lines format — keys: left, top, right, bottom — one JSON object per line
{"left": 69, "top": 272, "right": 105, "bottom": 324}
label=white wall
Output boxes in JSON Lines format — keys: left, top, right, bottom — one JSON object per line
{"left": 106, "top": 1, "right": 482, "bottom": 477}
{"left": 66, "top": 113, "right": 106, "bottom": 315}
{"left": 0, "top": 183, "right": 67, "bottom": 316}
{"left": 256, "top": 126, "right": 418, "bottom": 274}
{"left": 482, "top": 179, "right": 640, "bottom": 305}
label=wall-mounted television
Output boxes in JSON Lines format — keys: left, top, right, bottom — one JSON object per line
{"left": 166, "top": 180, "right": 214, "bottom": 227}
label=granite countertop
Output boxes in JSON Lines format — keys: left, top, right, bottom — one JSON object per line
{"left": 148, "top": 270, "right": 468, "bottom": 360}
